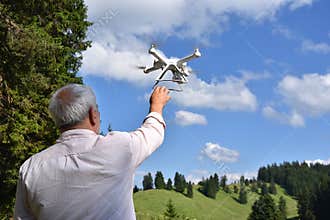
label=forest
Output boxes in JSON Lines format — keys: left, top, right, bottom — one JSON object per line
{"left": 0, "top": 1, "right": 329, "bottom": 220}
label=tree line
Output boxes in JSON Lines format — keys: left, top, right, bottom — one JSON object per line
{"left": 136, "top": 171, "right": 289, "bottom": 220}
{"left": 136, "top": 171, "right": 193, "bottom": 198}
{"left": 258, "top": 161, "right": 330, "bottom": 220}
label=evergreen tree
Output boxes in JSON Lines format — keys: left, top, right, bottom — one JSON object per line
{"left": 143, "top": 173, "right": 153, "bottom": 190}
{"left": 261, "top": 182, "right": 269, "bottom": 195}
{"left": 155, "top": 171, "right": 166, "bottom": 189}
{"left": 298, "top": 190, "right": 316, "bottom": 220}
{"left": 224, "top": 185, "right": 231, "bottom": 193}
{"left": 214, "top": 173, "right": 220, "bottom": 191}
{"left": 220, "top": 175, "right": 227, "bottom": 190}
{"left": 278, "top": 196, "right": 287, "bottom": 220}
{"left": 240, "top": 175, "right": 245, "bottom": 186}
{"left": 239, "top": 186, "right": 248, "bottom": 204}
{"left": 207, "top": 176, "right": 217, "bottom": 199}
{"left": 269, "top": 179, "right": 277, "bottom": 195}
{"left": 164, "top": 199, "right": 178, "bottom": 219}
{"left": 187, "top": 181, "right": 193, "bottom": 198}
{"left": 0, "top": 0, "right": 90, "bottom": 216}
{"left": 248, "top": 194, "right": 281, "bottom": 220}
{"left": 133, "top": 185, "right": 140, "bottom": 193}
{"left": 251, "top": 182, "right": 258, "bottom": 193}
{"left": 174, "top": 172, "right": 185, "bottom": 193}
{"left": 166, "top": 178, "right": 173, "bottom": 190}
{"left": 233, "top": 185, "right": 239, "bottom": 194}
{"left": 199, "top": 175, "right": 217, "bottom": 199}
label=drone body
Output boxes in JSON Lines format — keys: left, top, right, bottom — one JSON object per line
{"left": 140, "top": 44, "right": 201, "bottom": 90}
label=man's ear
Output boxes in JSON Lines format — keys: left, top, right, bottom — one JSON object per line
{"left": 89, "top": 107, "right": 97, "bottom": 126}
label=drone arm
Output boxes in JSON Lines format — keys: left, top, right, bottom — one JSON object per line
{"left": 149, "top": 47, "right": 167, "bottom": 64}
{"left": 177, "top": 49, "right": 201, "bottom": 66}
{"left": 144, "top": 66, "right": 159, "bottom": 74}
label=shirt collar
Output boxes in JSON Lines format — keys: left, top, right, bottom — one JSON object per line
{"left": 57, "top": 129, "right": 97, "bottom": 142}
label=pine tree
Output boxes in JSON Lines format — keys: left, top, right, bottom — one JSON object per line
{"left": 133, "top": 185, "right": 140, "bottom": 193}
{"left": 214, "top": 173, "right": 220, "bottom": 191}
{"left": 278, "top": 196, "right": 287, "bottom": 220}
{"left": 207, "top": 176, "right": 217, "bottom": 199}
{"left": 224, "top": 185, "right": 231, "bottom": 193}
{"left": 155, "top": 171, "right": 166, "bottom": 189}
{"left": 164, "top": 199, "right": 178, "bottom": 219}
{"left": 220, "top": 175, "right": 227, "bottom": 190}
{"left": 261, "top": 182, "right": 269, "bottom": 195}
{"left": 166, "top": 178, "right": 173, "bottom": 190}
{"left": 251, "top": 182, "right": 258, "bottom": 193}
{"left": 0, "top": 0, "right": 90, "bottom": 216}
{"left": 240, "top": 175, "right": 245, "bottom": 186}
{"left": 269, "top": 179, "right": 277, "bottom": 195}
{"left": 174, "top": 172, "right": 185, "bottom": 193}
{"left": 143, "top": 173, "right": 153, "bottom": 190}
{"left": 239, "top": 186, "right": 248, "bottom": 204}
{"left": 248, "top": 194, "right": 281, "bottom": 220}
{"left": 233, "top": 185, "right": 239, "bottom": 194}
{"left": 187, "top": 181, "right": 193, "bottom": 198}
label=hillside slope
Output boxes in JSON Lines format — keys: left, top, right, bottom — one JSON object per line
{"left": 133, "top": 184, "right": 298, "bottom": 220}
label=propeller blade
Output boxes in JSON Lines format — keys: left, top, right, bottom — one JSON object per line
{"left": 136, "top": 65, "right": 146, "bottom": 70}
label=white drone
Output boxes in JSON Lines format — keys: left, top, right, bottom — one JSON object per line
{"left": 138, "top": 44, "right": 201, "bottom": 91}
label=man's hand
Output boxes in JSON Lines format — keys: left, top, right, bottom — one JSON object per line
{"left": 149, "top": 86, "right": 171, "bottom": 115}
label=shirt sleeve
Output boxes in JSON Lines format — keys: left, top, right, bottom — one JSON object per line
{"left": 14, "top": 168, "right": 35, "bottom": 220}
{"left": 129, "top": 112, "right": 166, "bottom": 168}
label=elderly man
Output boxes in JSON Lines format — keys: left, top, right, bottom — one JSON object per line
{"left": 14, "top": 84, "right": 170, "bottom": 220}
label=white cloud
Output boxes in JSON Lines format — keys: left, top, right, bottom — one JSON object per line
{"left": 226, "top": 171, "right": 258, "bottom": 183}
{"left": 289, "top": 0, "right": 313, "bottom": 10}
{"left": 262, "top": 106, "right": 305, "bottom": 127}
{"left": 82, "top": 0, "right": 315, "bottom": 82}
{"left": 171, "top": 74, "right": 258, "bottom": 111}
{"left": 175, "top": 110, "right": 207, "bottom": 126}
{"left": 302, "top": 40, "right": 330, "bottom": 54}
{"left": 305, "top": 158, "right": 330, "bottom": 165}
{"left": 200, "top": 142, "right": 239, "bottom": 163}
{"left": 263, "top": 73, "right": 330, "bottom": 127}
{"left": 186, "top": 169, "right": 210, "bottom": 184}
{"left": 278, "top": 73, "right": 330, "bottom": 116}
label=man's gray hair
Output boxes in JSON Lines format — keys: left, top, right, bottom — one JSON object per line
{"left": 49, "top": 84, "right": 97, "bottom": 128}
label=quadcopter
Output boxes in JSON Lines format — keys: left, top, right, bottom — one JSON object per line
{"left": 138, "top": 44, "right": 201, "bottom": 91}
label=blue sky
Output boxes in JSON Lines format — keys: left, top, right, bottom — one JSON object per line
{"left": 80, "top": 0, "right": 330, "bottom": 186}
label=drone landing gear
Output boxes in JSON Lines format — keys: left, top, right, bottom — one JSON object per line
{"left": 152, "top": 79, "right": 184, "bottom": 92}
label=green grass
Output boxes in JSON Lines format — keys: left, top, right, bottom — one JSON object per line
{"left": 133, "top": 184, "right": 298, "bottom": 220}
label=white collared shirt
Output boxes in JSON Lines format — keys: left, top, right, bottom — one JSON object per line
{"left": 14, "top": 112, "right": 165, "bottom": 220}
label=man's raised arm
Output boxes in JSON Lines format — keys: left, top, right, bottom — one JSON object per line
{"left": 129, "top": 86, "right": 171, "bottom": 168}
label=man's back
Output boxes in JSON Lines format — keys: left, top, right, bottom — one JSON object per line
{"left": 14, "top": 85, "right": 170, "bottom": 220}
{"left": 16, "top": 129, "right": 136, "bottom": 219}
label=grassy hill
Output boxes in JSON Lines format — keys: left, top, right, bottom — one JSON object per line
{"left": 133, "top": 184, "right": 298, "bottom": 220}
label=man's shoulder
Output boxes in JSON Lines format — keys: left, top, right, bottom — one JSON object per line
{"left": 19, "top": 142, "right": 66, "bottom": 174}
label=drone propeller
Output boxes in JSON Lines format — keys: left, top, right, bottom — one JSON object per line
{"left": 135, "top": 65, "right": 146, "bottom": 70}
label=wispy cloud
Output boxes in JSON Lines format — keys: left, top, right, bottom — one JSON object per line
{"left": 200, "top": 142, "right": 239, "bottom": 163}
{"left": 226, "top": 171, "right": 258, "bottom": 183}
{"left": 302, "top": 40, "right": 330, "bottom": 54}
{"left": 289, "top": 0, "right": 313, "bottom": 10}
{"left": 186, "top": 169, "right": 210, "bottom": 184}
{"left": 175, "top": 110, "right": 207, "bottom": 126}
{"left": 305, "top": 158, "right": 330, "bottom": 165}
{"left": 262, "top": 106, "right": 305, "bottom": 127}
{"left": 272, "top": 25, "right": 295, "bottom": 39}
